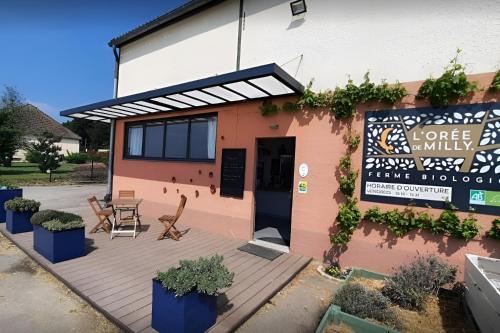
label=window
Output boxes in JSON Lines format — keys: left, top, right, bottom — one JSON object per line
{"left": 124, "top": 114, "right": 217, "bottom": 162}
{"left": 144, "top": 122, "right": 164, "bottom": 158}
{"left": 165, "top": 120, "right": 188, "bottom": 159}
{"left": 189, "top": 116, "right": 217, "bottom": 160}
{"left": 127, "top": 125, "right": 143, "bottom": 156}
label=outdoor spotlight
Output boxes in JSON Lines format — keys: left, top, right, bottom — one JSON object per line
{"left": 269, "top": 124, "right": 279, "bottom": 130}
{"left": 290, "top": 0, "right": 307, "bottom": 16}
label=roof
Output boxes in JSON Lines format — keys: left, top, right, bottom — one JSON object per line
{"left": 59, "top": 63, "right": 304, "bottom": 121}
{"left": 108, "top": 0, "right": 224, "bottom": 47}
{"left": 16, "top": 104, "right": 81, "bottom": 140}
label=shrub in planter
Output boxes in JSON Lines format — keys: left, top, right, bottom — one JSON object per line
{"left": 152, "top": 254, "right": 234, "bottom": 333}
{"left": 334, "top": 283, "right": 401, "bottom": 329}
{"left": 382, "top": 255, "right": 456, "bottom": 310}
{"left": 30, "top": 210, "right": 85, "bottom": 263}
{"left": 4, "top": 197, "right": 40, "bottom": 234}
{"left": 0, "top": 184, "right": 22, "bottom": 223}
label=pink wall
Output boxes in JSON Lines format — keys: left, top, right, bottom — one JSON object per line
{"left": 113, "top": 72, "right": 499, "bottom": 278}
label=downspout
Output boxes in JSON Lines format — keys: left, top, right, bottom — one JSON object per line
{"left": 106, "top": 46, "right": 119, "bottom": 201}
{"left": 236, "top": 0, "right": 244, "bottom": 70}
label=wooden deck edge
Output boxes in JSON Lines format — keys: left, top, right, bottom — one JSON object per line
{"left": 0, "top": 228, "right": 132, "bottom": 333}
{"left": 221, "top": 256, "right": 312, "bottom": 333}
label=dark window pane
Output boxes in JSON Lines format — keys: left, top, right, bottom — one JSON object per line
{"left": 165, "top": 121, "right": 188, "bottom": 158}
{"left": 144, "top": 122, "right": 164, "bottom": 157}
{"left": 127, "top": 125, "right": 143, "bottom": 156}
{"left": 189, "top": 117, "right": 217, "bottom": 160}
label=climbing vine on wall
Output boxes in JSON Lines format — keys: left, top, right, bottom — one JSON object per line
{"left": 330, "top": 131, "right": 362, "bottom": 246}
{"left": 363, "top": 203, "right": 482, "bottom": 241}
{"left": 417, "top": 49, "right": 479, "bottom": 107}
{"left": 297, "top": 73, "right": 407, "bottom": 119}
{"left": 490, "top": 70, "right": 500, "bottom": 92}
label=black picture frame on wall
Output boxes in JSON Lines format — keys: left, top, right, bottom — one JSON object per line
{"left": 220, "top": 149, "right": 246, "bottom": 199}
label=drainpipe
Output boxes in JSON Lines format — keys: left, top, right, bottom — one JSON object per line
{"left": 106, "top": 46, "right": 119, "bottom": 201}
{"left": 236, "top": 0, "right": 244, "bottom": 70}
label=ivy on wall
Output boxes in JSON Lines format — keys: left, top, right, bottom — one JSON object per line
{"left": 489, "top": 219, "right": 500, "bottom": 239}
{"left": 364, "top": 203, "right": 482, "bottom": 241}
{"left": 259, "top": 49, "right": 494, "bottom": 118}
{"left": 490, "top": 70, "right": 500, "bottom": 92}
{"left": 297, "top": 73, "right": 407, "bottom": 119}
{"left": 330, "top": 132, "right": 362, "bottom": 246}
{"left": 417, "top": 49, "right": 478, "bottom": 107}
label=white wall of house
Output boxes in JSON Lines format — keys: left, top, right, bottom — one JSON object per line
{"left": 117, "top": 0, "right": 500, "bottom": 94}
{"left": 117, "top": 0, "right": 240, "bottom": 97}
{"left": 13, "top": 137, "right": 80, "bottom": 162}
{"left": 240, "top": 0, "right": 500, "bottom": 90}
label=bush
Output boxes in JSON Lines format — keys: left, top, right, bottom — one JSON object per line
{"left": 30, "top": 209, "right": 84, "bottom": 231}
{"left": 4, "top": 197, "right": 40, "bottom": 212}
{"left": 65, "top": 151, "right": 88, "bottom": 164}
{"left": 25, "top": 149, "right": 42, "bottom": 163}
{"left": 156, "top": 254, "right": 234, "bottom": 297}
{"left": 334, "top": 283, "right": 400, "bottom": 329}
{"left": 488, "top": 218, "right": 500, "bottom": 239}
{"left": 382, "top": 255, "right": 456, "bottom": 310}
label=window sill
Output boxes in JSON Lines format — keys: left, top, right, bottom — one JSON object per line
{"left": 122, "top": 156, "right": 216, "bottom": 164}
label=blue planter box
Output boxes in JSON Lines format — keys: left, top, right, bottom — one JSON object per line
{"left": 152, "top": 279, "right": 217, "bottom": 333}
{"left": 6, "top": 210, "right": 34, "bottom": 234}
{"left": 33, "top": 225, "right": 85, "bottom": 263}
{"left": 0, "top": 188, "right": 22, "bottom": 223}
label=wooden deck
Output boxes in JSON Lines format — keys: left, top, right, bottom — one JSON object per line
{"left": 0, "top": 219, "right": 310, "bottom": 332}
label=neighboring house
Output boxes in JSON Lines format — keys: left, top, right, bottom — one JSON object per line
{"left": 14, "top": 104, "right": 80, "bottom": 161}
{"left": 60, "top": 0, "right": 500, "bottom": 274}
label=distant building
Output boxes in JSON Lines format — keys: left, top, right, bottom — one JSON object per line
{"left": 13, "top": 104, "right": 80, "bottom": 161}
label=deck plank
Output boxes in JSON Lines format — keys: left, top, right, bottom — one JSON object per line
{"left": 0, "top": 218, "right": 310, "bottom": 333}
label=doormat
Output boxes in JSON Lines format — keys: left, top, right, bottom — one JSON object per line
{"left": 237, "top": 243, "right": 283, "bottom": 261}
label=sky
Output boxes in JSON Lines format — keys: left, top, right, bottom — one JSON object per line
{"left": 0, "top": 0, "right": 188, "bottom": 122}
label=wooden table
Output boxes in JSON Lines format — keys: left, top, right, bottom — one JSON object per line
{"left": 109, "top": 198, "right": 143, "bottom": 239}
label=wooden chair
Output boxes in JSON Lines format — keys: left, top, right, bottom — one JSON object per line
{"left": 118, "top": 190, "right": 137, "bottom": 219}
{"left": 157, "top": 195, "right": 187, "bottom": 241}
{"left": 88, "top": 196, "right": 114, "bottom": 233}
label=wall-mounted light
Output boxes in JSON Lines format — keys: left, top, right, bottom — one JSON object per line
{"left": 290, "top": 0, "right": 307, "bottom": 16}
{"left": 269, "top": 124, "right": 279, "bottom": 130}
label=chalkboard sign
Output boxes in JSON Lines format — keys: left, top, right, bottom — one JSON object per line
{"left": 220, "top": 149, "right": 246, "bottom": 198}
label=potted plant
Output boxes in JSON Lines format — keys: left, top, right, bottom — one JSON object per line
{"left": 152, "top": 254, "right": 234, "bottom": 333}
{"left": 30, "top": 210, "right": 85, "bottom": 263}
{"left": 5, "top": 197, "right": 41, "bottom": 234}
{"left": 0, "top": 183, "right": 22, "bottom": 223}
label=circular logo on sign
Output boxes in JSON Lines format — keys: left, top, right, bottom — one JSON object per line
{"left": 299, "top": 163, "right": 309, "bottom": 178}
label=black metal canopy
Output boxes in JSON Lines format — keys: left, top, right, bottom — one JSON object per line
{"left": 60, "top": 63, "right": 304, "bottom": 123}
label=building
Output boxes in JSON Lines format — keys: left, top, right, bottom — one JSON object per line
{"left": 60, "top": 0, "right": 500, "bottom": 275}
{"left": 14, "top": 104, "right": 80, "bottom": 161}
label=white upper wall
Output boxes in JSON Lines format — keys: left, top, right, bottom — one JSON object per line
{"left": 240, "top": 0, "right": 500, "bottom": 90}
{"left": 117, "top": 0, "right": 500, "bottom": 95}
{"left": 117, "top": 0, "right": 240, "bottom": 97}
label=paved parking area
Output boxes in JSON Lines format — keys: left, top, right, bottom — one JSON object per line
{"left": 0, "top": 184, "right": 119, "bottom": 333}
{"left": 0, "top": 233, "right": 120, "bottom": 333}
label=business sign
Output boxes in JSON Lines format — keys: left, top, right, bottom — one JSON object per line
{"left": 361, "top": 102, "right": 500, "bottom": 215}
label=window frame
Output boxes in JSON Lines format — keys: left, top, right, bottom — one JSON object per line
{"left": 123, "top": 113, "right": 218, "bottom": 163}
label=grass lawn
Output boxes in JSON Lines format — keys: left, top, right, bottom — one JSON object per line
{"left": 0, "top": 162, "right": 80, "bottom": 186}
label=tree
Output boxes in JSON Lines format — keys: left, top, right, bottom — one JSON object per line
{"left": 0, "top": 86, "right": 24, "bottom": 167}
{"left": 62, "top": 118, "right": 110, "bottom": 150}
{"left": 29, "top": 132, "right": 63, "bottom": 173}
